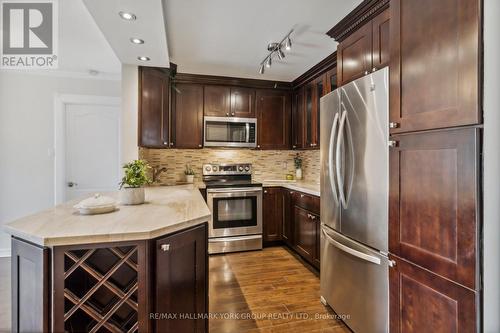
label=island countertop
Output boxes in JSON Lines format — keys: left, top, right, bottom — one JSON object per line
{"left": 3, "top": 185, "right": 211, "bottom": 247}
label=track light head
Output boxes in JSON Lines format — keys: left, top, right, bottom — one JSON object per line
{"left": 285, "top": 37, "right": 292, "bottom": 51}
{"left": 265, "top": 56, "right": 272, "bottom": 68}
{"left": 259, "top": 63, "right": 265, "bottom": 74}
{"left": 277, "top": 48, "right": 285, "bottom": 60}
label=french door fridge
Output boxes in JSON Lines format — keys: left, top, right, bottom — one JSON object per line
{"left": 319, "top": 67, "right": 392, "bottom": 333}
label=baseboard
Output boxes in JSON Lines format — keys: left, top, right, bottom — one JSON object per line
{"left": 0, "top": 248, "right": 11, "bottom": 257}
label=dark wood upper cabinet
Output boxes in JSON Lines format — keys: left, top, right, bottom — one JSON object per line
{"left": 204, "top": 85, "right": 231, "bottom": 117}
{"left": 337, "top": 20, "right": 373, "bottom": 86}
{"left": 139, "top": 67, "right": 171, "bottom": 148}
{"left": 325, "top": 68, "right": 338, "bottom": 93}
{"left": 263, "top": 187, "right": 283, "bottom": 243}
{"left": 292, "top": 88, "right": 305, "bottom": 149}
{"left": 155, "top": 224, "right": 208, "bottom": 333}
{"left": 389, "top": 0, "right": 481, "bottom": 133}
{"left": 230, "top": 87, "right": 255, "bottom": 118}
{"left": 372, "top": 8, "right": 390, "bottom": 69}
{"left": 389, "top": 128, "right": 479, "bottom": 290}
{"left": 172, "top": 83, "right": 204, "bottom": 149}
{"left": 389, "top": 255, "right": 478, "bottom": 333}
{"left": 256, "top": 90, "right": 291, "bottom": 150}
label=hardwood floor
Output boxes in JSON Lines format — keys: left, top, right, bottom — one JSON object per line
{"left": 0, "top": 257, "right": 11, "bottom": 333}
{"left": 209, "top": 247, "right": 350, "bottom": 333}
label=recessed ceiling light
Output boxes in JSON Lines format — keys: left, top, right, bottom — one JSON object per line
{"left": 137, "top": 56, "right": 150, "bottom": 61}
{"left": 119, "top": 11, "right": 136, "bottom": 21}
{"left": 130, "top": 38, "right": 144, "bottom": 45}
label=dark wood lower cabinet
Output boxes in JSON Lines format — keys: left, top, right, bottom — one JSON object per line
{"left": 389, "top": 255, "right": 478, "bottom": 333}
{"left": 11, "top": 238, "right": 50, "bottom": 333}
{"left": 155, "top": 224, "right": 208, "bottom": 333}
{"left": 15, "top": 223, "right": 208, "bottom": 333}
{"left": 294, "top": 206, "right": 319, "bottom": 268}
{"left": 282, "top": 189, "right": 294, "bottom": 246}
{"left": 263, "top": 188, "right": 284, "bottom": 243}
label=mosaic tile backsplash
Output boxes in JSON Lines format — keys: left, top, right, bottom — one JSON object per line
{"left": 139, "top": 148, "right": 320, "bottom": 185}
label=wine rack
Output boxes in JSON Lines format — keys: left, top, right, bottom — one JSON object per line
{"left": 57, "top": 244, "right": 143, "bottom": 333}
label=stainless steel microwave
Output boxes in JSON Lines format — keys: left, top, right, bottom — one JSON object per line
{"left": 204, "top": 116, "right": 257, "bottom": 148}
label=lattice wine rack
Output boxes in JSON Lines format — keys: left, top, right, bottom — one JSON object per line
{"left": 61, "top": 245, "right": 140, "bottom": 333}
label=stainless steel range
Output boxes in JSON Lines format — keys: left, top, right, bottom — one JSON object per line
{"left": 203, "top": 163, "right": 263, "bottom": 254}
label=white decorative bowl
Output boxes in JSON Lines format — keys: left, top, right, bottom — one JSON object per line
{"left": 74, "top": 193, "right": 117, "bottom": 215}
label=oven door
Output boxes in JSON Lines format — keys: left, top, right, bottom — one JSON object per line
{"left": 207, "top": 187, "right": 262, "bottom": 238}
{"left": 204, "top": 116, "right": 257, "bottom": 148}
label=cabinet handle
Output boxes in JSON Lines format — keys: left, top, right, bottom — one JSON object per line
{"left": 169, "top": 142, "right": 174, "bottom": 147}
{"left": 264, "top": 190, "right": 268, "bottom": 194}
{"left": 226, "top": 113, "right": 229, "bottom": 116}
{"left": 292, "top": 145, "right": 297, "bottom": 149}
{"left": 161, "top": 244, "right": 170, "bottom": 252}
{"left": 257, "top": 145, "right": 261, "bottom": 149}
{"left": 388, "top": 140, "right": 398, "bottom": 148}
{"left": 198, "top": 144, "right": 202, "bottom": 148}
{"left": 163, "top": 141, "right": 168, "bottom": 145}
{"left": 372, "top": 67, "right": 377, "bottom": 72}
{"left": 290, "top": 191, "right": 294, "bottom": 194}
{"left": 310, "top": 215, "right": 316, "bottom": 220}
{"left": 388, "top": 260, "right": 396, "bottom": 267}
{"left": 231, "top": 112, "right": 235, "bottom": 116}
{"left": 389, "top": 122, "right": 400, "bottom": 129}
{"left": 364, "top": 71, "right": 369, "bottom": 75}
{"left": 300, "top": 194, "right": 304, "bottom": 198}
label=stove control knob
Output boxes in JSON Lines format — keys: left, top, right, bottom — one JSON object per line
{"left": 212, "top": 166, "right": 218, "bottom": 171}
{"left": 244, "top": 166, "right": 250, "bottom": 172}
{"left": 238, "top": 166, "right": 244, "bottom": 171}
{"left": 205, "top": 166, "right": 212, "bottom": 172}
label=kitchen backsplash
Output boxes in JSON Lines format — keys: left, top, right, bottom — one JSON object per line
{"left": 139, "top": 148, "right": 320, "bottom": 185}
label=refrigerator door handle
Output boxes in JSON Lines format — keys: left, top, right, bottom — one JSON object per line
{"left": 322, "top": 228, "right": 381, "bottom": 265}
{"left": 344, "top": 113, "right": 355, "bottom": 205}
{"left": 336, "top": 110, "right": 347, "bottom": 208}
{"left": 328, "top": 112, "right": 340, "bottom": 202}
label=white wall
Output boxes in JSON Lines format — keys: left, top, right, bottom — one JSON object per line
{"left": 483, "top": 0, "right": 500, "bottom": 331}
{"left": 121, "top": 65, "right": 139, "bottom": 164}
{"left": 0, "top": 71, "right": 121, "bottom": 255}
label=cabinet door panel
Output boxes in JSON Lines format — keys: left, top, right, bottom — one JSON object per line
{"left": 256, "top": 90, "right": 291, "bottom": 150}
{"left": 231, "top": 87, "right": 255, "bottom": 118}
{"left": 389, "top": 255, "right": 477, "bottom": 333}
{"left": 155, "top": 224, "right": 208, "bottom": 333}
{"left": 263, "top": 187, "right": 283, "bottom": 243}
{"left": 372, "top": 8, "right": 390, "bottom": 69}
{"left": 282, "top": 189, "right": 294, "bottom": 245}
{"left": 294, "top": 206, "right": 316, "bottom": 262}
{"left": 172, "top": 83, "right": 204, "bottom": 148}
{"left": 390, "top": 0, "right": 480, "bottom": 132}
{"left": 204, "top": 85, "right": 231, "bottom": 117}
{"left": 337, "top": 21, "right": 372, "bottom": 86}
{"left": 326, "top": 67, "right": 338, "bottom": 93}
{"left": 139, "top": 67, "right": 169, "bottom": 148}
{"left": 292, "top": 88, "right": 305, "bottom": 149}
{"left": 389, "top": 128, "right": 479, "bottom": 290}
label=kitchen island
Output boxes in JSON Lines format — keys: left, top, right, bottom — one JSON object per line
{"left": 4, "top": 185, "right": 211, "bottom": 333}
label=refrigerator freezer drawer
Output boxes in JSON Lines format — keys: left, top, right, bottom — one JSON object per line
{"left": 320, "top": 226, "right": 389, "bottom": 333}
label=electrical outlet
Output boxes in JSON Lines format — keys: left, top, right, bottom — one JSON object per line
{"left": 282, "top": 162, "right": 287, "bottom": 169}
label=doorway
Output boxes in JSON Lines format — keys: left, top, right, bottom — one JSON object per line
{"left": 55, "top": 94, "right": 121, "bottom": 203}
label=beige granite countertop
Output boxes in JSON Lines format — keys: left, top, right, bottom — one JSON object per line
{"left": 258, "top": 180, "right": 320, "bottom": 197}
{"left": 3, "top": 185, "right": 211, "bottom": 247}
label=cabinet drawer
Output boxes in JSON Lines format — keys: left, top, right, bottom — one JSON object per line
{"left": 294, "top": 192, "right": 320, "bottom": 215}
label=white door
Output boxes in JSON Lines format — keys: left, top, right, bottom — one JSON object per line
{"left": 65, "top": 103, "right": 120, "bottom": 201}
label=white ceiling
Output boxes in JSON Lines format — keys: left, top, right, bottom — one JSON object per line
{"left": 163, "top": 0, "right": 362, "bottom": 81}
{"left": 83, "top": 0, "right": 170, "bottom": 68}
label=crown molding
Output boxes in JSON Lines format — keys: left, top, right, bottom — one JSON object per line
{"left": 174, "top": 72, "right": 292, "bottom": 90}
{"left": 326, "top": 0, "right": 390, "bottom": 42}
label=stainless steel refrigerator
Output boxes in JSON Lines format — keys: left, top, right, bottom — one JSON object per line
{"left": 319, "top": 67, "right": 391, "bottom": 333}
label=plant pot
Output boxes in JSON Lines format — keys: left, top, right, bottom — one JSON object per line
{"left": 295, "top": 168, "right": 303, "bottom": 180}
{"left": 120, "top": 187, "right": 145, "bottom": 205}
{"left": 185, "top": 175, "right": 194, "bottom": 183}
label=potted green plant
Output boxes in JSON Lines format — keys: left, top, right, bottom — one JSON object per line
{"left": 119, "top": 160, "right": 152, "bottom": 205}
{"left": 294, "top": 154, "right": 303, "bottom": 180}
{"left": 184, "top": 164, "right": 195, "bottom": 183}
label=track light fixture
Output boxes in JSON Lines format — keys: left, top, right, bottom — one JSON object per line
{"left": 258, "top": 29, "right": 293, "bottom": 74}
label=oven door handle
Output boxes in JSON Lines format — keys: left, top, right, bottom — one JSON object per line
{"left": 207, "top": 187, "right": 263, "bottom": 194}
